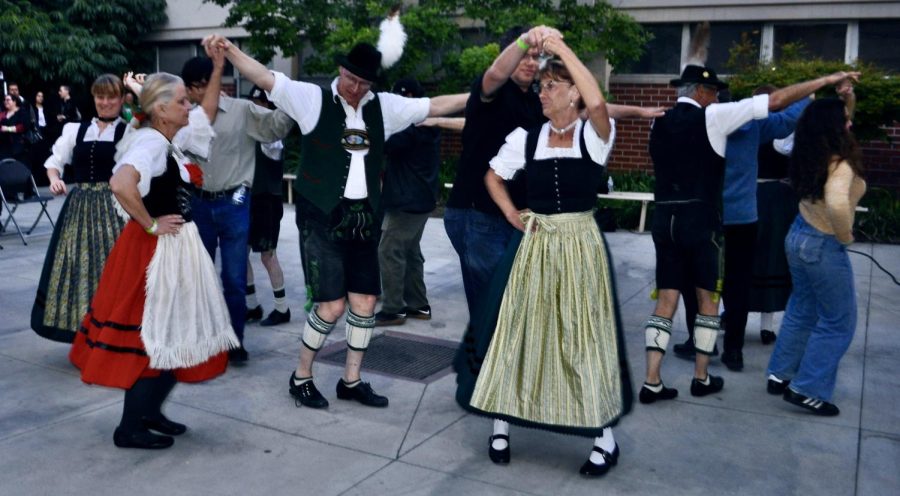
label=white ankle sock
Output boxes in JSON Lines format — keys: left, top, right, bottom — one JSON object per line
{"left": 643, "top": 382, "right": 664, "bottom": 393}
{"left": 491, "top": 419, "right": 509, "bottom": 450}
{"left": 291, "top": 374, "right": 311, "bottom": 386}
{"left": 760, "top": 312, "right": 774, "bottom": 331}
{"left": 696, "top": 375, "right": 711, "bottom": 385}
{"left": 246, "top": 284, "right": 259, "bottom": 308}
{"left": 273, "top": 286, "right": 288, "bottom": 312}
{"left": 590, "top": 428, "right": 616, "bottom": 464}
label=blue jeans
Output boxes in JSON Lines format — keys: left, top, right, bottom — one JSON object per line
{"left": 191, "top": 196, "right": 251, "bottom": 342}
{"left": 767, "top": 215, "right": 856, "bottom": 402}
{"left": 444, "top": 207, "right": 516, "bottom": 319}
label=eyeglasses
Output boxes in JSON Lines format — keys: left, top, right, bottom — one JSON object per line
{"left": 537, "top": 80, "right": 572, "bottom": 93}
{"left": 340, "top": 68, "right": 372, "bottom": 90}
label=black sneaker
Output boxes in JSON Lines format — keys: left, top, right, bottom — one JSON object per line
{"left": 374, "top": 310, "right": 406, "bottom": 327}
{"left": 767, "top": 375, "right": 790, "bottom": 395}
{"left": 783, "top": 388, "right": 840, "bottom": 416}
{"left": 638, "top": 383, "right": 678, "bottom": 404}
{"left": 113, "top": 428, "right": 174, "bottom": 450}
{"left": 405, "top": 305, "right": 432, "bottom": 321}
{"left": 673, "top": 339, "right": 719, "bottom": 361}
{"left": 760, "top": 330, "right": 777, "bottom": 345}
{"left": 260, "top": 308, "right": 291, "bottom": 327}
{"left": 721, "top": 350, "right": 744, "bottom": 372}
{"left": 246, "top": 305, "right": 263, "bottom": 322}
{"left": 690, "top": 374, "right": 724, "bottom": 397}
{"left": 336, "top": 378, "right": 389, "bottom": 407}
{"left": 288, "top": 373, "right": 329, "bottom": 409}
{"left": 228, "top": 346, "right": 249, "bottom": 365}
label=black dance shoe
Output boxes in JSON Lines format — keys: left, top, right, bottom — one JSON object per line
{"left": 690, "top": 375, "right": 724, "bottom": 397}
{"left": 488, "top": 434, "right": 511, "bottom": 464}
{"left": 767, "top": 376, "right": 790, "bottom": 395}
{"left": 228, "top": 346, "right": 249, "bottom": 365}
{"left": 405, "top": 305, "right": 432, "bottom": 321}
{"left": 721, "top": 350, "right": 744, "bottom": 372}
{"left": 113, "top": 428, "right": 174, "bottom": 450}
{"left": 783, "top": 388, "right": 840, "bottom": 416}
{"left": 246, "top": 305, "right": 264, "bottom": 322}
{"left": 760, "top": 330, "right": 777, "bottom": 345}
{"left": 260, "top": 308, "right": 291, "bottom": 327}
{"left": 374, "top": 311, "right": 406, "bottom": 327}
{"left": 288, "top": 373, "right": 329, "bottom": 409}
{"left": 142, "top": 415, "right": 187, "bottom": 436}
{"left": 579, "top": 443, "right": 619, "bottom": 477}
{"left": 638, "top": 383, "right": 678, "bottom": 404}
{"left": 336, "top": 379, "right": 389, "bottom": 407}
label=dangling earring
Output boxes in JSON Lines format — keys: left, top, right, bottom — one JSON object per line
{"left": 569, "top": 100, "right": 575, "bottom": 108}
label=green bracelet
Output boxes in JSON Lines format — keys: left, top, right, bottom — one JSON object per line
{"left": 144, "top": 219, "right": 158, "bottom": 235}
{"left": 515, "top": 37, "right": 529, "bottom": 51}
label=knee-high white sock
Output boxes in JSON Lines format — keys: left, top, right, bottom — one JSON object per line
{"left": 590, "top": 427, "right": 616, "bottom": 464}
{"left": 760, "top": 312, "right": 774, "bottom": 332}
{"left": 492, "top": 419, "right": 509, "bottom": 450}
{"left": 273, "top": 286, "right": 288, "bottom": 312}
{"left": 245, "top": 284, "right": 259, "bottom": 308}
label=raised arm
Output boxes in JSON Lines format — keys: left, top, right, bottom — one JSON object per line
{"left": 836, "top": 79, "right": 856, "bottom": 120}
{"left": 199, "top": 42, "right": 225, "bottom": 123}
{"left": 768, "top": 71, "right": 860, "bottom": 110}
{"left": 204, "top": 35, "right": 275, "bottom": 92}
{"left": 482, "top": 25, "right": 560, "bottom": 97}
{"left": 542, "top": 36, "right": 610, "bottom": 141}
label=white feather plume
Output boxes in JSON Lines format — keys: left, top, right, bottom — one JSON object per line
{"left": 684, "top": 21, "right": 711, "bottom": 70}
{"left": 377, "top": 15, "right": 406, "bottom": 69}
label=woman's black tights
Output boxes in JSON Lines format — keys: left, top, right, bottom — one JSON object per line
{"left": 118, "top": 372, "right": 177, "bottom": 433}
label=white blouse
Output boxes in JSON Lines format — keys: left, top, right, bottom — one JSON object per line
{"left": 490, "top": 118, "right": 616, "bottom": 181}
{"left": 44, "top": 117, "right": 132, "bottom": 176}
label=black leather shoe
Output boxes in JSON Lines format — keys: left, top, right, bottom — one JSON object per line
{"left": 374, "top": 311, "right": 406, "bottom": 327}
{"left": 579, "top": 443, "right": 619, "bottom": 477}
{"left": 488, "top": 434, "right": 510, "bottom": 464}
{"left": 783, "top": 388, "right": 840, "bottom": 416}
{"left": 673, "top": 339, "right": 719, "bottom": 361}
{"left": 288, "top": 373, "right": 328, "bottom": 409}
{"left": 228, "top": 346, "right": 249, "bottom": 365}
{"left": 113, "top": 428, "right": 174, "bottom": 449}
{"left": 721, "top": 350, "right": 744, "bottom": 371}
{"left": 142, "top": 415, "right": 187, "bottom": 436}
{"left": 405, "top": 305, "right": 432, "bottom": 321}
{"left": 760, "top": 330, "right": 777, "bottom": 345}
{"left": 260, "top": 308, "right": 291, "bottom": 327}
{"left": 767, "top": 376, "right": 790, "bottom": 395}
{"left": 336, "top": 379, "right": 389, "bottom": 407}
{"left": 246, "top": 305, "right": 263, "bottom": 322}
{"left": 690, "top": 374, "right": 724, "bottom": 397}
{"left": 638, "top": 383, "right": 678, "bottom": 404}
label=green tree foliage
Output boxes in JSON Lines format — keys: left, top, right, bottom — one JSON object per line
{"left": 0, "top": 1, "right": 168, "bottom": 87}
{"left": 206, "top": 0, "right": 648, "bottom": 90}
{"left": 726, "top": 40, "right": 900, "bottom": 142}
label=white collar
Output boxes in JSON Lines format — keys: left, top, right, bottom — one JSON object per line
{"left": 329, "top": 78, "right": 375, "bottom": 109}
{"left": 677, "top": 96, "right": 702, "bottom": 108}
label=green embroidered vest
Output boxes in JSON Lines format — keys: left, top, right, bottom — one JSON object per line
{"left": 297, "top": 87, "right": 384, "bottom": 215}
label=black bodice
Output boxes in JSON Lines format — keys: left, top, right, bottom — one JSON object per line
{"left": 524, "top": 124, "right": 604, "bottom": 215}
{"left": 70, "top": 121, "right": 127, "bottom": 183}
{"left": 757, "top": 141, "right": 791, "bottom": 180}
{"left": 143, "top": 156, "right": 193, "bottom": 222}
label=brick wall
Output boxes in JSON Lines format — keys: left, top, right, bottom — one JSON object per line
{"left": 861, "top": 125, "right": 900, "bottom": 190}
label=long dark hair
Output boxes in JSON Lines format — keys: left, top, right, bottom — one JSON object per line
{"left": 790, "top": 98, "right": 863, "bottom": 200}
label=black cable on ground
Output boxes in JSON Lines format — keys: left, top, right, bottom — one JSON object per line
{"left": 848, "top": 249, "right": 900, "bottom": 286}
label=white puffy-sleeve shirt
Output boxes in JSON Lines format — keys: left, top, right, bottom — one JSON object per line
{"left": 44, "top": 117, "right": 133, "bottom": 176}
{"left": 490, "top": 118, "right": 616, "bottom": 180}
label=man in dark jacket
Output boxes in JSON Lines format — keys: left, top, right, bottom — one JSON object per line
{"left": 374, "top": 78, "right": 442, "bottom": 325}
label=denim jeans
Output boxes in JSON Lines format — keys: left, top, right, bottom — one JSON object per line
{"left": 767, "top": 215, "right": 856, "bottom": 402}
{"left": 444, "top": 207, "right": 516, "bottom": 319}
{"left": 191, "top": 196, "right": 251, "bottom": 342}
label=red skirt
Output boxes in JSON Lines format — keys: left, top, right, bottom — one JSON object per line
{"left": 69, "top": 221, "right": 228, "bottom": 389}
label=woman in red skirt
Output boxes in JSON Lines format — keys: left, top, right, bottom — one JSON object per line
{"left": 70, "top": 46, "right": 239, "bottom": 450}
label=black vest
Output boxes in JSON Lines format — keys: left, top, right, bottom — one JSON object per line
{"left": 649, "top": 102, "right": 725, "bottom": 206}
{"left": 757, "top": 141, "right": 790, "bottom": 180}
{"left": 143, "top": 156, "right": 193, "bottom": 222}
{"left": 524, "top": 124, "right": 604, "bottom": 215}
{"left": 297, "top": 88, "right": 384, "bottom": 215}
{"left": 252, "top": 143, "right": 284, "bottom": 196}
{"left": 69, "top": 121, "right": 127, "bottom": 183}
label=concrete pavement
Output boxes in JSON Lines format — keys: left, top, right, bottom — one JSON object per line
{"left": 1, "top": 197, "right": 898, "bottom": 495}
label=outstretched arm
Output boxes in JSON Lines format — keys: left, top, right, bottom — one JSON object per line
{"left": 204, "top": 34, "right": 275, "bottom": 92}
{"left": 419, "top": 117, "right": 466, "bottom": 131}
{"left": 768, "top": 71, "right": 860, "bottom": 110}
{"left": 607, "top": 104, "right": 665, "bottom": 120}
{"left": 428, "top": 93, "right": 469, "bottom": 117}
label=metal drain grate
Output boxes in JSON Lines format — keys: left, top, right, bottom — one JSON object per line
{"left": 318, "top": 331, "right": 457, "bottom": 383}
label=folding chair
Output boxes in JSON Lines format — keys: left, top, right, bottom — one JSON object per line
{"left": 0, "top": 158, "right": 55, "bottom": 245}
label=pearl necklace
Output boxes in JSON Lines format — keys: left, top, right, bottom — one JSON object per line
{"left": 549, "top": 119, "right": 578, "bottom": 136}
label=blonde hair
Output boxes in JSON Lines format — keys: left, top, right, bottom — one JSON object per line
{"left": 140, "top": 72, "right": 184, "bottom": 122}
{"left": 91, "top": 74, "right": 125, "bottom": 98}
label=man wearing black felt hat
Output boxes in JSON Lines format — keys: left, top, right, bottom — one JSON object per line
{"left": 639, "top": 60, "right": 859, "bottom": 406}
{"left": 206, "top": 34, "right": 469, "bottom": 411}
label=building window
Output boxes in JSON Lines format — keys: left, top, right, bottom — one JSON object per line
{"left": 858, "top": 20, "right": 900, "bottom": 71}
{"left": 616, "top": 23, "right": 682, "bottom": 75}
{"left": 774, "top": 23, "right": 847, "bottom": 62}
{"left": 701, "top": 22, "right": 763, "bottom": 73}
{"left": 157, "top": 43, "right": 199, "bottom": 75}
